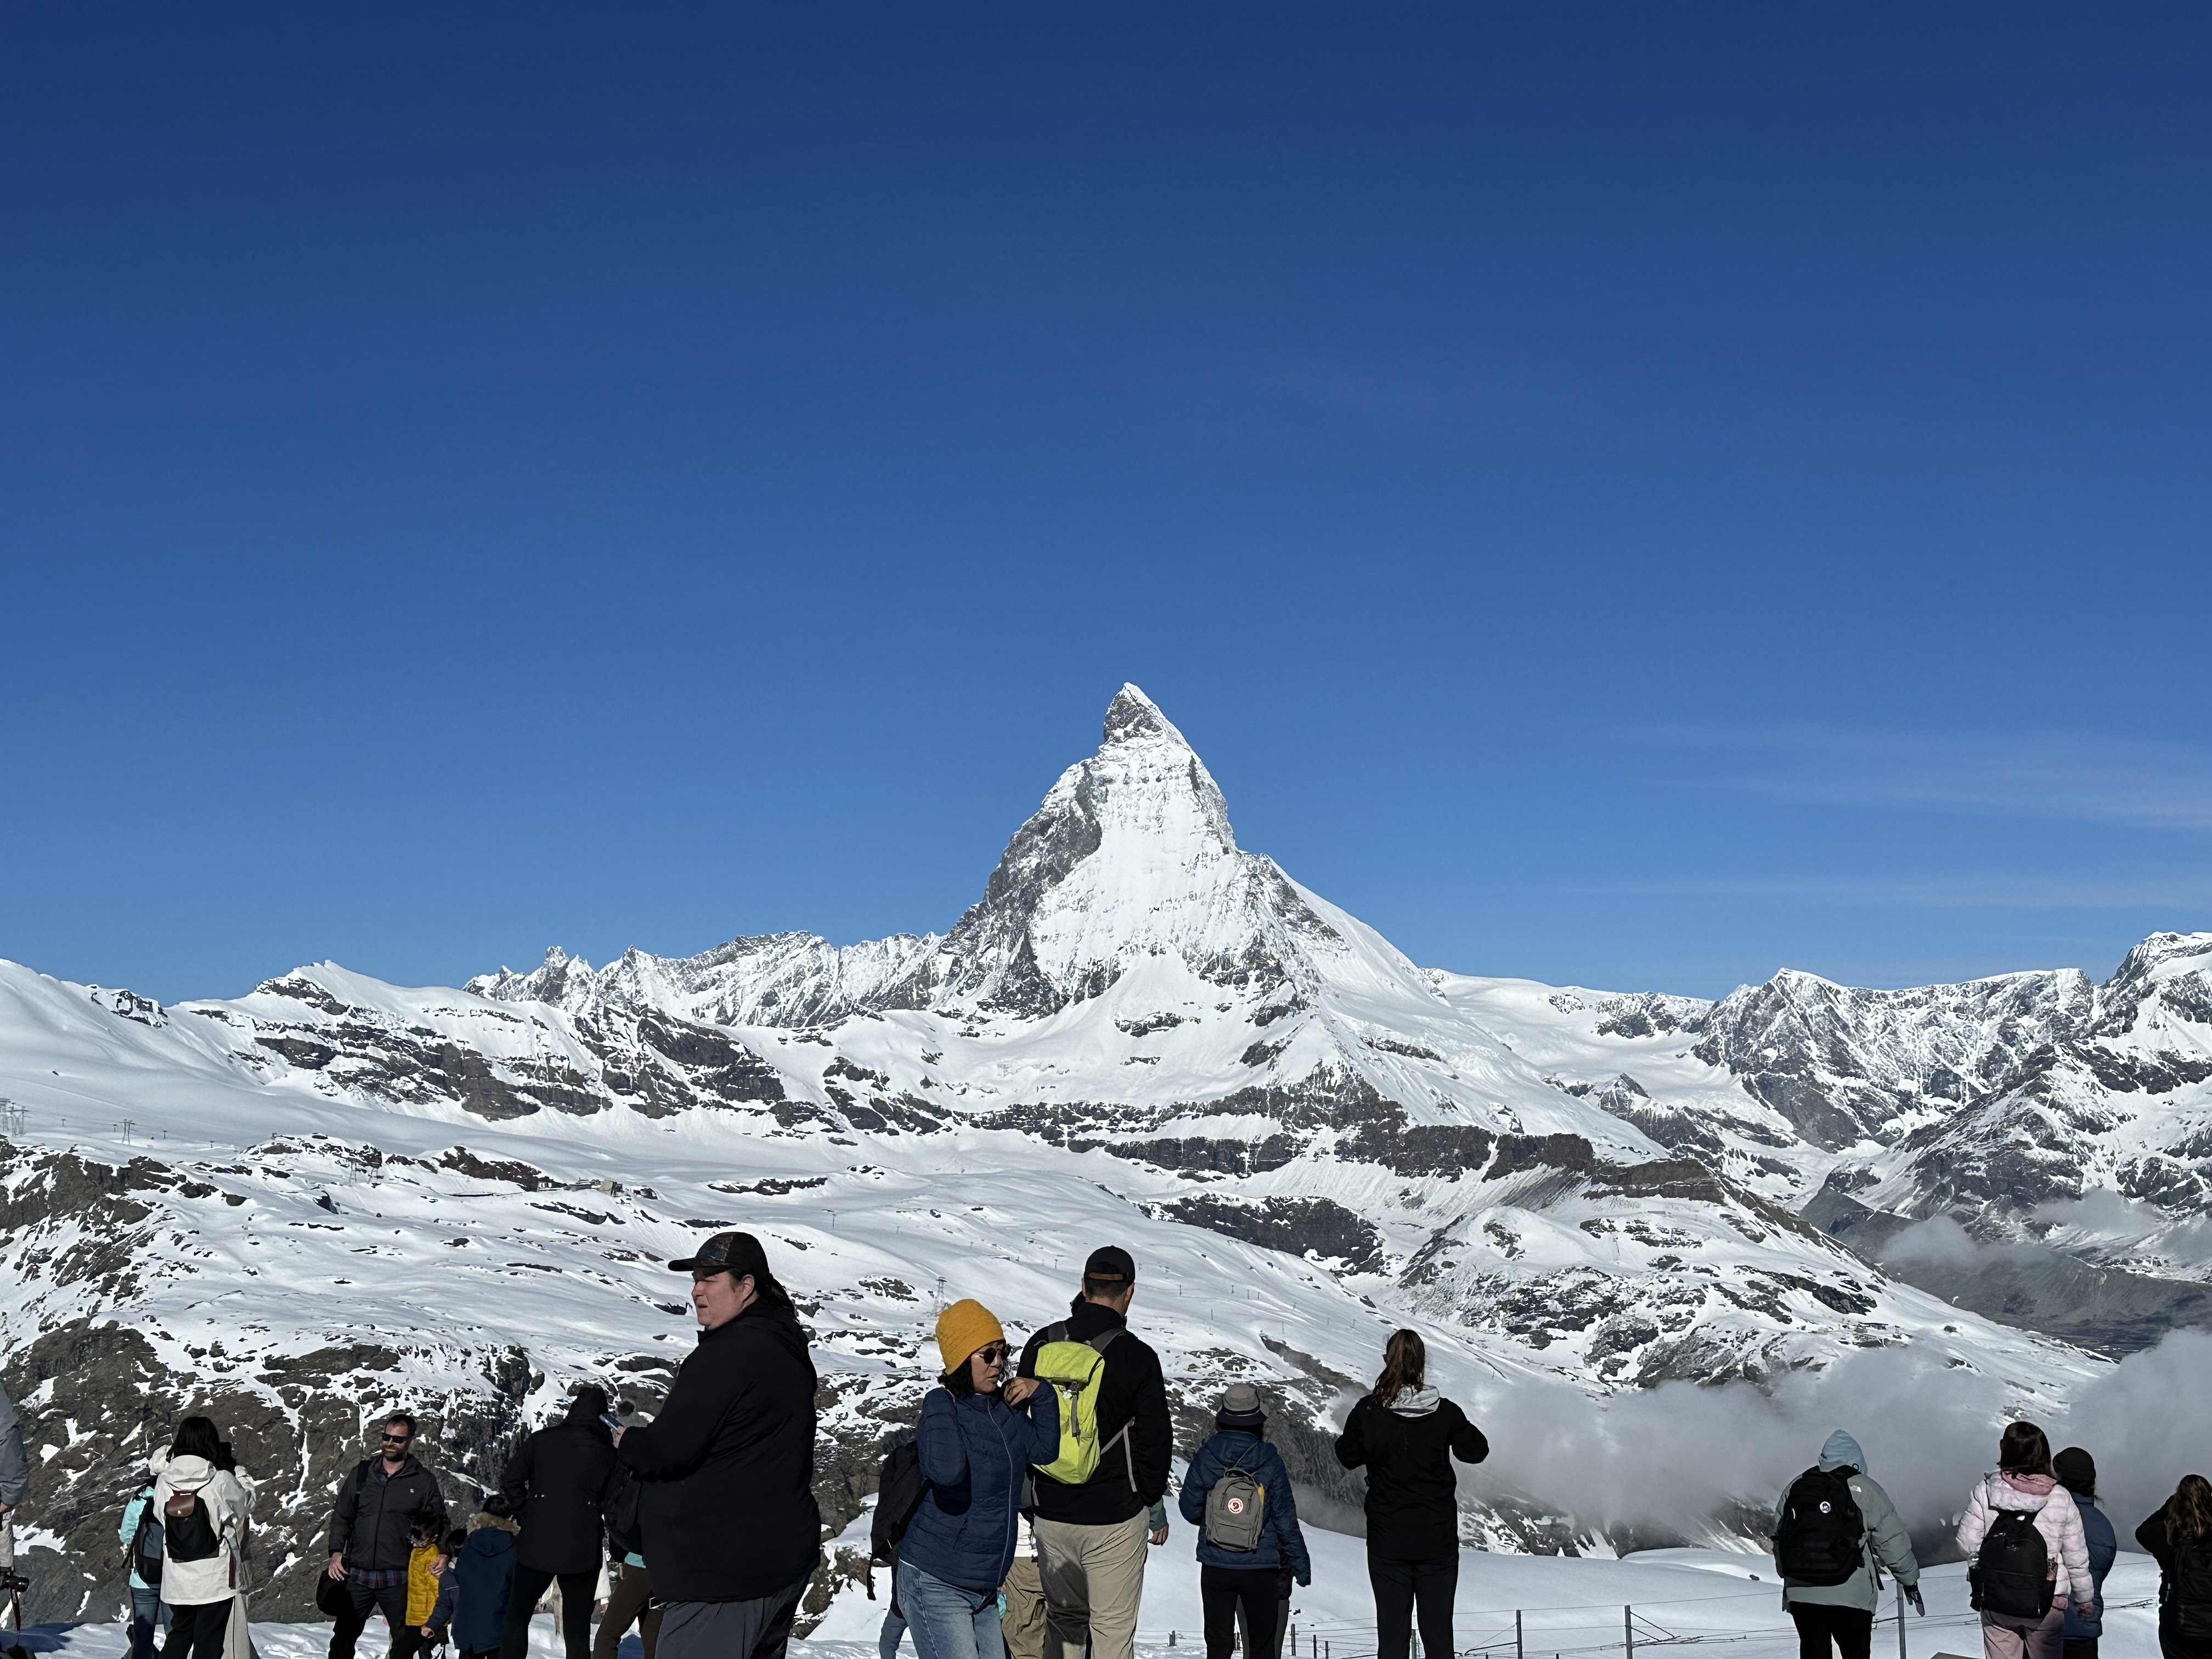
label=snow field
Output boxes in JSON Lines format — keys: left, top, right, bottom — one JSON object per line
{"left": 10, "top": 1544, "right": 2172, "bottom": 1659}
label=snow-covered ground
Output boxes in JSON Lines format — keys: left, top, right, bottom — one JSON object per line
{"left": 10, "top": 1542, "right": 2173, "bottom": 1659}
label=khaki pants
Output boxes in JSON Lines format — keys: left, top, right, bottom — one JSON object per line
{"left": 1035, "top": 1514, "right": 1148, "bottom": 1659}
{"left": 1001, "top": 1558, "right": 1047, "bottom": 1659}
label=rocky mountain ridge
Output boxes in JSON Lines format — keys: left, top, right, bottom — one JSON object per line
{"left": 1, "top": 685, "right": 2204, "bottom": 1630}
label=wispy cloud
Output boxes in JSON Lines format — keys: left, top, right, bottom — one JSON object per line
{"left": 1576, "top": 872, "right": 2212, "bottom": 910}
{"left": 1655, "top": 726, "right": 2212, "bottom": 832}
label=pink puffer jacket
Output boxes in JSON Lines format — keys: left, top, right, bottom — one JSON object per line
{"left": 1955, "top": 1472, "right": 2096, "bottom": 1605}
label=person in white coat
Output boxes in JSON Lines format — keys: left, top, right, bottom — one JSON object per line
{"left": 1956, "top": 1422, "right": 2095, "bottom": 1659}
{"left": 151, "top": 1418, "right": 253, "bottom": 1659}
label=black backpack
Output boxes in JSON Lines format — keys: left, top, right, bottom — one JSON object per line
{"left": 162, "top": 1488, "right": 221, "bottom": 1564}
{"left": 601, "top": 1459, "right": 644, "bottom": 1560}
{"left": 1774, "top": 1466, "right": 1865, "bottom": 1586}
{"left": 866, "top": 1440, "right": 925, "bottom": 1598}
{"left": 2169, "top": 1535, "right": 2212, "bottom": 1643}
{"left": 131, "top": 1492, "right": 166, "bottom": 1587}
{"left": 1971, "top": 1509, "right": 2053, "bottom": 1620}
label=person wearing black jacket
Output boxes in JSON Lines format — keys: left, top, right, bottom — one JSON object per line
{"left": 325, "top": 1414, "right": 450, "bottom": 1659}
{"left": 497, "top": 1387, "right": 617, "bottom": 1659}
{"left": 616, "top": 1232, "right": 820, "bottom": 1659}
{"left": 1013, "top": 1246, "right": 1173, "bottom": 1659}
{"left": 1334, "top": 1330, "right": 1487, "bottom": 1659}
{"left": 2135, "top": 1474, "right": 2212, "bottom": 1659}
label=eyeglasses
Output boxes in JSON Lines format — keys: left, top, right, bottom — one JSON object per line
{"left": 975, "top": 1343, "right": 1007, "bottom": 1364}
{"left": 380, "top": 1432, "right": 413, "bottom": 1444}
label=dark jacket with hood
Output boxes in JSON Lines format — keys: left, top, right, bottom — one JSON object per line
{"left": 1334, "top": 1386, "right": 1487, "bottom": 1561}
{"left": 1015, "top": 1300, "right": 1173, "bottom": 1526}
{"left": 501, "top": 1390, "right": 617, "bottom": 1575}
{"left": 2064, "top": 1494, "right": 2117, "bottom": 1640}
{"left": 617, "top": 1298, "right": 820, "bottom": 1602}
{"left": 902, "top": 1384, "right": 1059, "bottom": 1593}
{"left": 329, "top": 1452, "right": 448, "bottom": 1573}
{"left": 1180, "top": 1427, "right": 1312, "bottom": 1581}
{"left": 453, "top": 1511, "right": 518, "bottom": 1654}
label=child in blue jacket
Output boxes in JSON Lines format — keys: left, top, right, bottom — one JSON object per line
{"left": 1180, "top": 1384, "right": 1312, "bottom": 1659}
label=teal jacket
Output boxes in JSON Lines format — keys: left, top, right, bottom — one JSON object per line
{"left": 1777, "top": 1432, "right": 1920, "bottom": 1613}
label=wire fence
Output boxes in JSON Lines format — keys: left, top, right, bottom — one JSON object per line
{"left": 1243, "top": 1588, "right": 2168, "bottom": 1659}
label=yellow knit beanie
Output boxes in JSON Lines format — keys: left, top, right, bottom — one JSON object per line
{"left": 935, "top": 1298, "right": 1005, "bottom": 1374}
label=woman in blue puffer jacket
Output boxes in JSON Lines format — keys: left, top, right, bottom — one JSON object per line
{"left": 1180, "top": 1384, "right": 1312, "bottom": 1659}
{"left": 898, "top": 1299, "right": 1060, "bottom": 1659}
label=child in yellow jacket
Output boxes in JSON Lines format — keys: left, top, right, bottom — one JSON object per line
{"left": 403, "top": 1522, "right": 458, "bottom": 1656}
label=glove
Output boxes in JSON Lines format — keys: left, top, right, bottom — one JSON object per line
{"left": 1905, "top": 1587, "right": 1925, "bottom": 1617}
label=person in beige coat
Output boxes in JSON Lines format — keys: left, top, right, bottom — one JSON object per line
{"left": 151, "top": 1418, "right": 253, "bottom": 1659}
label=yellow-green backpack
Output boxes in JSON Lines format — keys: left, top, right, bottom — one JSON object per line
{"left": 1030, "top": 1324, "right": 1132, "bottom": 1487}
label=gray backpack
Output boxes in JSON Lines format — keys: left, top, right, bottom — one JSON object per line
{"left": 1203, "top": 1460, "right": 1267, "bottom": 1551}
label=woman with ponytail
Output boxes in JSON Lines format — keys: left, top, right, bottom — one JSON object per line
{"left": 2136, "top": 1474, "right": 2212, "bottom": 1659}
{"left": 1333, "top": 1331, "right": 1488, "bottom": 1659}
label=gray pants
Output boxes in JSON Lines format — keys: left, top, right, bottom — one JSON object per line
{"left": 656, "top": 1575, "right": 809, "bottom": 1659}
{"left": 1035, "top": 1514, "right": 1148, "bottom": 1659}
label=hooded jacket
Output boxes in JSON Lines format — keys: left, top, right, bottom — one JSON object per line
{"left": 1015, "top": 1300, "right": 1173, "bottom": 1527}
{"left": 1957, "top": 1473, "right": 2095, "bottom": 1605}
{"left": 1180, "top": 1429, "right": 1312, "bottom": 1581}
{"left": 501, "top": 1390, "right": 617, "bottom": 1575}
{"left": 2062, "top": 1494, "right": 2117, "bottom": 1640}
{"left": 617, "top": 1297, "right": 820, "bottom": 1602}
{"left": 1775, "top": 1431, "right": 1920, "bottom": 1613}
{"left": 901, "top": 1385, "right": 1060, "bottom": 1593}
{"left": 1334, "top": 1386, "right": 1488, "bottom": 1562}
{"left": 0, "top": 1381, "right": 27, "bottom": 1509}
{"left": 452, "top": 1513, "right": 519, "bottom": 1654}
{"left": 329, "top": 1452, "right": 447, "bottom": 1573}
{"left": 150, "top": 1452, "right": 252, "bottom": 1606}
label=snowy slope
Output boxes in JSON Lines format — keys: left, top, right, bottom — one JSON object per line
{"left": 3, "top": 684, "right": 2204, "bottom": 1634}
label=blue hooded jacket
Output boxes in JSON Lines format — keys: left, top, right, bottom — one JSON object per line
{"left": 901, "top": 1385, "right": 1060, "bottom": 1594}
{"left": 2063, "top": 1495, "right": 2117, "bottom": 1640}
{"left": 1179, "top": 1431, "right": 1312, "bottom": 1581}
{"left": 452, "top": 1522, "right": 517, "bottom": 1654}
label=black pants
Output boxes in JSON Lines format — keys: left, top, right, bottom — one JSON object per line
{"left": 332, "top": 1581, "right": 415, "bottom": 1659}
{"left": 1788, "top": 1604, "right": 1873, "bottom": 1659}
{"left": 164, "top": 1601, "right": 233, "bottom": 1659}
{"left": 1202, "top": 1566, "right": 1280, "bottom": 1659}
{"left": 2063, "top": 1641, "right": 2099, "bottom": 1659}
{"left": 499, "top": 1564, "right": 597, "bottom": 1659}
{"left": 1368, "top": 1554, "right": 1456, "bottom": 1659}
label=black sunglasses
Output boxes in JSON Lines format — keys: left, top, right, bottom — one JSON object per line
{"left": 974, "top": 1342, "right": 1008, "bottom": 1364}
{"left": 380, "top": 1431, "right": 413, "bottom": 1443}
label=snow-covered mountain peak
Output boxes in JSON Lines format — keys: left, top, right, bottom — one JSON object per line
{"left": 1101, "top": 681, "right": 1188, "bottom": 748}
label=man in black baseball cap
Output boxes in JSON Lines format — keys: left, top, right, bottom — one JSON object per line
{"left": 614, "top": 1232, "right": 819, "bottom": 1659}
{"left": 1015, "top": 1245, "right": 1172, "bottom": 1659}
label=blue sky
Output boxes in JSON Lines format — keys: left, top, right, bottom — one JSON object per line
{"left": 3, "top": 5, "right": 2207, "bottom": 1002}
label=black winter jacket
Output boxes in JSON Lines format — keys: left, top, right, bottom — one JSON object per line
{"left": 1015, "top": 1301, "right": 1172, "bottom": 1527}
{"left": 501, "top": 1397, "right": 617, "bottom": 1575}
{"left": 617, "top": 1300, "right": 820, "bottom": 1602}
{"left": 328, "top": 1454, "right": 449, "bottom": 1572}
{"left": 1333, "top": 1390, "right": 1487, "bottom": 1561}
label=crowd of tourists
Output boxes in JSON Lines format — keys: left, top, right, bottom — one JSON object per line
{"left": 3, "top": 1231, "right": 2210, "bottom": 1659}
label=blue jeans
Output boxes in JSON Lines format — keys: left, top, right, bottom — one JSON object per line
{"left": 131, "top": 1585, "right": 168, "bottom": 1659}
{"left": 894, "top": 1560, "right": 1003, "bottom": 1659}
{"left": 880, "top": 1608, "right": 909, "bottom": 1659}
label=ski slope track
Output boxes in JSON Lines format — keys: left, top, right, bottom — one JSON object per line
{"left": 2, "top": 687, "right": 2208, "bottom": 1632}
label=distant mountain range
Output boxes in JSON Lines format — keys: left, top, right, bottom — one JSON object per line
{"left": 2, "top": 685, "right": 2205, "bottom": 1626}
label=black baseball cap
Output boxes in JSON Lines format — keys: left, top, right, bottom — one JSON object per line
{"left": 1084, "top": 1245, "right": 1136, "bottom": 1283}
{"left": 669, "top": 1230, "right": 771, "bottom": 1277}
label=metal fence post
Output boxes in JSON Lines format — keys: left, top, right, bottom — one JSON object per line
{"left": 1625, "top": 1606, "right": 1634, "bottom": 1659}
{"left": 1898, "top": 1589, "right": 1908, "bottom": 1659}
{"left": 1516, "top": 1611, "right": 1524, "bottom": 1659}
